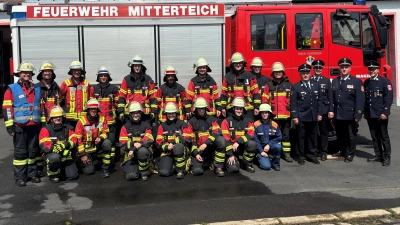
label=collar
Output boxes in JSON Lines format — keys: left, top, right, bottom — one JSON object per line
{"left": 313, "top": 75, "right": 321, "bottom": 81}
{"left": 341, "top": 75, "right": 350, "bottom": 81}
{"left": 370, "top": 75, "right": 379, "bottom": 81}
{"left": 302, "top": 81, "right": 310, "bottom": 86}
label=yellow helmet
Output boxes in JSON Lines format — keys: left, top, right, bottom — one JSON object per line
{"left": 194, "top": 98, "right": 208, "bottom": 108}
{"left": 251, "top": 57, "right": 263, "bottom": 67}
{"left": 129, "top": 102, "right": 143, "bottom": 113}
{"left": 231, "top": 97, "right": 245, "bottom": 108}
{"left": 49, "top": 106, "right": 65, "bottom": 118}
{"left": 86, "top": 99, "right": 100, "bottom": 109}
{"left": 271, "top": 62, "right": 285, "bottom": 72}
{"left": 196, "top": 57, "right": 208, "bottom": 67}
{"left": 230, "top": 52, "right": 244, "bottom": 63}
{"left": 128, "top": 55, "right": 144, "bottom": 67}
{"left": 164, "top": 102, "right": 178, "bottom": 113}
{"left": 40, "top": 61, "right": 56, "bottom": 72}
{"left": 259, "top": 104, "right": 272, "bottom": 112}
{"left": 17, "top": 62, "right": 35, "bottom": 72}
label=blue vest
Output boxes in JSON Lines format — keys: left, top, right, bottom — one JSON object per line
{"left": 9, "top": 83, "right": 41, "bottom": 124}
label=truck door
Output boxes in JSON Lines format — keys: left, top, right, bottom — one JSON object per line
{"left": 291, "top": 10, "right": 328, "bottom": 82}
{"left": 245, "top": 10, "right": 291, "bottom": 78}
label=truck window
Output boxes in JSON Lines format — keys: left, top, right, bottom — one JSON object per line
{"left": 295, "top": 13, "right": 323, "bottom": 50}
{"left": 251, "top": 14, "right": 286, "bottom": 51}
{"left": 331, "top": 12, "right": 361, "bottom": 48}
{"left": 361, "top": 13, "right": 376, "bottom": 61}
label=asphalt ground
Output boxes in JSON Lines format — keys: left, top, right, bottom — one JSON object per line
{"left": 0, "top": 108, "right": 400, "bottom": 225}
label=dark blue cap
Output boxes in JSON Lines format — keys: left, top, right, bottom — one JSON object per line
{"left": 312, "top": 60, "right": 325, "bottom": 68}
{"left": 365, "top": 60, "right": 380, "bottom": 68}
{"left": 298, "top": 64, "right": 312, "bottom": 72}
{"left": 338, "top": 58, "right": 352, "bottom": 66}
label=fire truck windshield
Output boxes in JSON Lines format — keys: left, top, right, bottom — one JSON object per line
{"left": 331, "top": 12, "right": 361, "bottom": 47}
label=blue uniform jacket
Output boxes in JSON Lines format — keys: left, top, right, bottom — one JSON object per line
{"left": 290, "top": 81, "right": 322, "bottom": 122}
{"left": 364, "top": 76, "right": 393, "bottom": 118}
{"left": 311, "top": 75, "right": 334, "bottom": 114}
{"left": 332, "top": 75, "right": 365, "bottom": 120}
{"left": 254, "top": 119, "right": 282, "bottom": 154}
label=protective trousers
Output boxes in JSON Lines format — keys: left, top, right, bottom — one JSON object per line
{"left": 158, "top": 143, "right": 186, "bottom": 177}
{"left": 45, "top": 153, "right": 79, "bottom": 180}
{"left": 191, "top": 136, "right": 226, "bottom": 176}
{"left": 276, "top": 119, "right": 291, "bottom": 155}
{"left": 13, "top": 125, "right": 41, "bottom": 181}
{"left": 123, "top": 147, "right": 152, "bottom": 180}
{"left": 225, "top": 140, "right": 257, "bottom": 172}
{"left": 81, "top": 139, "right": 112, "bottom": 175}
{"left": 108, "top": 125, "right": 117, "bottom": 164}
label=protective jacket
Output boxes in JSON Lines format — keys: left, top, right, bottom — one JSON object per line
{"left": 186, "top": 74, "right": 220, "bottom": 116}
{"left": 75, "top": 115, "right": 109, "bottom": 155}
{"left": 254, "top": 119, "right": 282, "bottom": 154}
{"left": 156, "top": 119, "right": 192, "bottom": 156}
{"left": 90, "top": 83, "right": 119, "bottom": 125}
{"left": 37, "top": 81, "right": 61, "bottom": 124}
{"left": 60, "top": 78, "right": 90, "bottom": 121}
{"left": 155, "top": 83, "right": 186, "bottom": 122}
{"left": 262, "top": 77, "right": 291, "bottom": 119}
{"left": 39, "top": 123, "right": 77, "bottom": 161}
{"left": 119, "top": 120, "right": 154, "bottom": 152}
{"left": 221, "top": 115, "right": 255, "bottom": 156}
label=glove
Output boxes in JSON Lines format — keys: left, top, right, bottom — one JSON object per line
{"left": 63, "top": 150, "right": 72, "bottom": 158}
{"left": 52, "top": 144, "right": 62, "bottom": 154}
{"left": 119, "top": 113, "right": 125, "bottom": 121}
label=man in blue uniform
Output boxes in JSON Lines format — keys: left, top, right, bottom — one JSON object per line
{"left": 332, "top": 58, "right": 365, "bottom": 163}
{"left": 363, "top": 60, "right": 393, "bottom": 166}
{"left": 311, "top": 60, "right": 334, "bottom": 161}
{"left": 290, "top": 64, "right": 322, "bottom": 165}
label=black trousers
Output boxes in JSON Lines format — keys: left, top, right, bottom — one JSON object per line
{"left": 335, "top": 119, "right": 358, "bottom": 157}
{"left": 366, "top": 117, "right": 391, "bottom": 158}
{"left": 276, "top": 119, "right": 291, "bottom": 155}
{"left": 296, "top": 121, "right": 318, "bottom": 161}
{"left": 191, "top": 136, "right": 226, "bottom": 176}
{"left": 317, "top": 114, "right": 329, "bottom": 153}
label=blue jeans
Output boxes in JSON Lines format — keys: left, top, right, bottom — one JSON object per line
{"left": 256, "top": 143, "right": 282, "bottom": 170}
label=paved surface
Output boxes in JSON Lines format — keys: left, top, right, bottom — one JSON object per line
{"left": 0, "top": 108, "right": 400, "bottom": 225}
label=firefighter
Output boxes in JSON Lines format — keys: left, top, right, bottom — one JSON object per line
{"left": 2, "top": 62, "right": 42, "bottom": 187}
{"left": 221, "top": 97, "right": 257, "bottom": 173}
{"left": 36, "top": 61, "right": 61, "bottom": 177}
{"left": 156, "top": 102, "right": 192, "bottom": 179}
{"left": 60, "top": 61, "right": 90, "bottom": 127}
{"left": 119, "top": 102, "right": 154, "bottom": 181}
{"left": 311, "top": 60, "right": 334, "bottom": 161}
{"left": 250, "top": 57, "right": 271, "bottom": 120}
{"left": 290, "top": 64, "right": 322, "bottom": 165}
{"left": 254, "top": 103, "right": 282, "bottom": 171}
{"left": 220, "top": 52, "right": 261, "bottom": 121}
{"left": 155, "top": 66, "right": 186, "bottom": 122}
{"left": 75, "top": 99, "right": 112, "bottom": 177}
{"left": 39, "top": 106, "right": 79, "bottom": 183}
{"left": 90, "top": 66, "right": 119, "bottom": 166}
{"left": 332, "top": 58, "right": 365, "bottom": 163}
{"left": 363, "top": 60, "right": 393, "bottom": 166}
{"left": 186, "top": 57, "right": 220, "bottom": 118}
{"left": 262, "top": 62, "right": 293, "bottom": 163}
{"left": 188, "top": 97, "right": 226, "bottom": 177}
{"left": 117, "top": 55, "right": 157, "bottom": 124}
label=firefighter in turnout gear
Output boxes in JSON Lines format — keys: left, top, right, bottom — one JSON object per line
{"left": 221, "top": 97, "right": 257, "bottom": 173}
{"left": 311, "top": 60, "right": 334, "bottom": 161}
{"left": 262, "top": 62, "right": 293, "bottom": 163}
{"left": 89, "top": 66, "right": 119, "bottom": 166}
{"left": 155, "top": 66, "right": 186, "bottom": 122}
{"left": 156, "top": 102, "right": 193, "bottom": 179}
{"left": 188, "top": 98, "right": 226, "bottom": 177}
{"left": 186, "top": 57, "right": 220, "bottom": 118}
{"left": 36, "top": 61, "right": 61, "bottom": 177}
{"left": 117, "top": 55, "right": 157, "bottom": 123}
{"left": 220, "top": 52, "right": 261, "bottom": 121}
{"left": 119, "top": 102, "right": 154, "bottom": 181}
{"left": 2, "top": 62, "right": 42, "bottom": 187}
{"left": 75, "top": 99, "right": 112, "bottom": 177}
{"left": 250, "top": 57, "right": 271, "bottom": 117}
{"left": 60, "top": 61, "right": 90, "bottom": 127}
{"left": 364, "top": 60, "right": 393, "bottom": 166}
{"left": 39, "top": 106, "right": 79, "bottom": 183}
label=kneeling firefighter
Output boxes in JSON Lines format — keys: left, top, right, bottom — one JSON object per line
{"left": 156, "top": 102, "right": 192, "bottom": 179}
{"left": 188, "top": 97, "right": 226, "bottom": 177}
{"left": 119, "top": 102, "right": 154, "bottom": 181}
{"left": 75, "top": 99, "right": 112, "bottom": 178}
{"left": 39, "top": 106, "right": 79, "bottom": 183}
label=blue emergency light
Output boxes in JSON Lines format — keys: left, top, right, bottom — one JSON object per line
{"left": 353, "top": 0, "right": 366, "bottom": 5}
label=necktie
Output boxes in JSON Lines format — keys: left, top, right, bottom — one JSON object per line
{"left": 340, "top": 79, "right": 344, "bottom": 85}
{"left": 306, "top": 83, "right": 311, "bottom": 90}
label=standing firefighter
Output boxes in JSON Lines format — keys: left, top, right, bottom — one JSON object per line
{"left": 75, "top": 99, "right": 112, "bottom": 177}
{"left": 251, "top": 57, "right": 270, "bottom": 121}
{"left": 3, "top": 62, "right": 42, "bottom": 187}
{"left": 221, "top": 97, "right": 257, "bottom": 173}
{"left": 364, "top": 61, "right": 393, "bottom": 166}
{"left": 90, "top": 66, "right": 119, "bottom": 165}
{"left": 188, "top": 98, "right": 226, "bottom": 177}
{"left": 262, "top": 62, "right": 293, "bottom": 163}
{"left": 186, "top": 57, "right": 220, "bottom": 118}
{"left": 36, "top": 61, "right": 61, "bottom": 177}
{"left": 155, "top": 66, "right": 186, "bottom": 122}
{"left": 60, "top": 61, "right": 90, "bottom": 127}
{"left": 118, "top": 55, "right": 157, "bottom": 123}
{"left": 156, "top": 102, "right": 192, "bottom": 179}
{"left": 220, "top": 52, "right": 261, "bottom": 120}
{"left": 39, "top": 106, "right": 79, "bottom": 183}
{"left": 119, "top": 102, "right": 154, "bottom": 181}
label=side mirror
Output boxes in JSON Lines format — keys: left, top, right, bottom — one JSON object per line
{"left": 378, "top": 27, "right": 388, "bottom": 47}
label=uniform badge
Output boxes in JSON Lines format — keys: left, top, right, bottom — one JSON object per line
{"left": 388, "top": 85, "right": 392, "bottom": 91}
{"left": 358, "top": 110, "right": 362, "bottom": 113}
{"left": 306, "top": 56, "right": 315, "bottom": 65}
{"left": 347, "top": 85, "right": 353, "bottom": 89}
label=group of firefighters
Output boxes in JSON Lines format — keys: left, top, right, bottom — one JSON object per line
{"left": 2, "top": 52, "right": 393, "bottom": 187}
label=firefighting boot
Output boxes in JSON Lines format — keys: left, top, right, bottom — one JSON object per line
{"left": 101, "top": 169, "right": 110, "bottom": 178}
{"left": 176, "top": 171, "right": 185, "bottom": 179}
{"left": 141, "top": 173, "right": 149, "bottom": 181}
{"left": 30, "top": 177, "right": 41, "bottom": 183}
{"left": 15, "top": 180, "right": 26, "bottom": 187}
{"left": 241, "top": 163, "right": 255, "bottom": 173}
{"left": 149, "top": 159, "right": 158, "bottom": 174}
{"left": 283, "top": 153, "right": 293, "bottom": 163}
{"left": 215, "top": 168, "right": 225, "bottom": 177}
{"left": 49, "top": 175, "right": 60, "bottom": 183}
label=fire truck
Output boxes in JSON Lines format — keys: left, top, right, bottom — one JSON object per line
{"left": 8, "top": 0, "right": 391, "bottom": 89}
